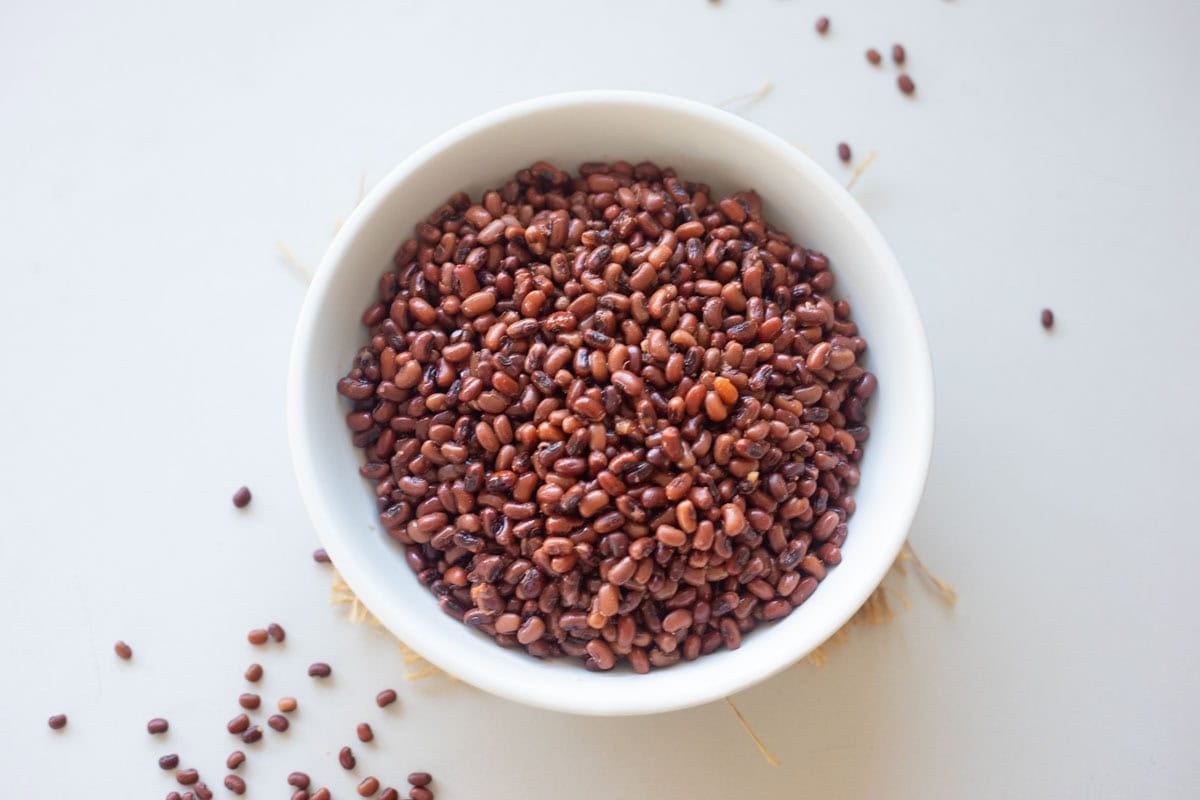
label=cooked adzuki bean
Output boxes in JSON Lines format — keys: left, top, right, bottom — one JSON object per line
{"left": 339, "top": 161, "right": 875, "bottom": 671}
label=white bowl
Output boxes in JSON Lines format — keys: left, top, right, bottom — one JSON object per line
{"left": 288, "top": 90, "right": 933, "bottom": 716}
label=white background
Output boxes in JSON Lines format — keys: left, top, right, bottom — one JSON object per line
{"left": 3, "top": 1, "right": 1199, "bottom": 797}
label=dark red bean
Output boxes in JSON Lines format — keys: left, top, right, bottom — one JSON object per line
{"left": 308, "top": 662, "right": 332, "bottom": 678}
{"left": 176, "top": 769, "right": 199, "bottom": 786}
{"left": 114, "top": 640, "right": 132, "bottom": 660}
{"left": 837, "top": 143, "right": 851, "bottom": 163}
{"left": 268, "top": 714, "right": 289, "bottom": 732}
{"left": 48, "top": 714, "right": 67, "bottom": 730}
{"left": 357, "top": 722, "right": 374, "bottom": 742}
{"left": 268, "top": 622, "right": 286, "bottom": 642}
{"left": 313, "top": 548, "right": 331, "bottom": 563}
{"left": 238, "top": 693, "right": 260, "bottom": 710}
{"left": 815, "top": 15, "right": 829, "bottom": 34}
{"left": 147, "top": 718, "right": 169, "bottom": 734}
{"left": 232, "top": 486, "right": 252, "bottom": 508}
{"left": 227, "top": 713, "right": 250, "bottom": 734}
{"left": 339, "top": 746, "right": 356, "bottom": 769}
{"left": 411, "top": 788, "right": 434, "bottom": 800}
{"left": 288, "top": 772, "right": 311, "bottom": 789}
{"left": 244, "top": 663, "right": 263, "bottom": 682}
{"left": 312, "top": 790, "right": 331, "bottom": 800}
{"left": 226, "top": 751, "right": 245, "bottom": 770}
{"left": 241, "top": 725, "right": 263, "bottom": 744}
{"left": 1041, "top": 308, "right": 1054, "bottom": 329}
{"left": 358, "top": 777, "right": 381, "bottom": 796}
{"left": 892, "top": 43, "right": 906, "bottom": 65}
{"left": 195, "top": 783, "right": 213, "bottom": 800}
{"left": 380, "top": 789, "right": 400, "bottom": 800}
{"left": 866, "top": 48, "right": 881, "bottom": 65}
{"left": 247, "top": 629, "right": 268, "bottom": 645}
{"left": 224, "top": 775, "right": 246, "bottom": 795}
{"left": 408, "top": 772, "right": 433, "bottom": 787}
{"left": 376, "top": 688, "right": 398, "bottom": 707}
{"left": 898, "top": 74, "right": 915, "bottom": 95}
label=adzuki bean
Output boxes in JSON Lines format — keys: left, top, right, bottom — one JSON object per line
{"left": 339, "top": 161, "right": 875, "bottom": 672}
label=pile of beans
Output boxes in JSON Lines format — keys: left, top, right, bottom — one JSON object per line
{"left": 338, "top": 161, "right": 875, "bottom": 672}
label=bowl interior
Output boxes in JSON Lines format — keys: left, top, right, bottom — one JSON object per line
{"left": 289, "top": 92, "right": 932, "bottom": 715}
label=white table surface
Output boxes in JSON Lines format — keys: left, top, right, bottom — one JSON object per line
{"left": 4, "top": 1, "right": 1199, "bottom": 797}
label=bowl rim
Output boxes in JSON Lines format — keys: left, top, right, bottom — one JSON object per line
{"left": 288, "top": 89, "right": 935, "bottom": 715}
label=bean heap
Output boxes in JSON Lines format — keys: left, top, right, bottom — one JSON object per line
{"left": 338, "top": 161, "right": 876, "bottom": 672}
